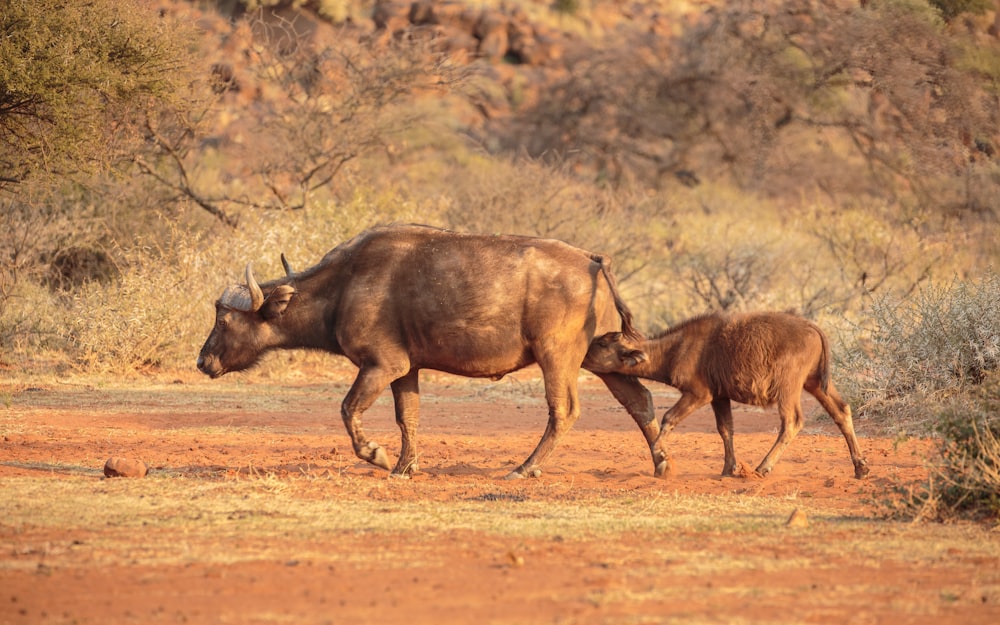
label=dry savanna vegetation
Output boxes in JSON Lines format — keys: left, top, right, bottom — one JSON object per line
{"left": 2, "top": 0, "right": 1000, "bottom": 622}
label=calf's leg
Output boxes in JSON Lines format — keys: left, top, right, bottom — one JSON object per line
{"left": 755, "top": 395, "right": 804, "bottom": 477}
{"left": 808, "top": 380, "right": 870, "bottom": 479}
{"left": 652, "top": 390, "right": 712, "bottom": 477}
{"left": 593, "top": 372, "right": 666, "bottom": 477}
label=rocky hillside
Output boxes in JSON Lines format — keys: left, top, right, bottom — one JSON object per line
{"left": 171, "top": 0, "right": 702, "bottom": 126}
{"left": 160, "top": 0, "right": 1000, "bottom": 208}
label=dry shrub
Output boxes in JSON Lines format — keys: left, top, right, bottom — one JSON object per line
{"left": 663, "top": 192, "right": 809, "bottom": 317}
{"left": 840, "top": 271, "right": 1000, "bottom": 433}
{"left": 644, "top": 191, "right": 949, "bottom": 332}
{"left": 67, "top": 224, "right": 215, "bottom": 376}
{"left": 436, "top": 154, "right": 671, "bottom": 319}
{"left": 0, "top": 188, "right": 118, "bottom": 368}
{"left": 65, "top": 188, "right": 435, "bottom": 376}
{"left": 881, "top": 373, "right": 1000, "bottom": 523}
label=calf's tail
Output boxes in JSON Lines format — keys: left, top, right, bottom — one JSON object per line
{"left": 591, "top": 254, "right": 643, "bottom": 342}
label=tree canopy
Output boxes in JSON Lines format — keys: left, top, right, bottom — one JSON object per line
{"left": 0, "top": 0, "right": 194, "bottom": 191}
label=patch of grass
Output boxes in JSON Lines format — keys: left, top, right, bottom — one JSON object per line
{"left": 3, "top": 472, "right": 998, "bottom": 584}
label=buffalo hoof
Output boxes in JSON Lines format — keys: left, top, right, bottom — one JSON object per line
{"left": 504, "top": 467, "right": 542, "bottom": 480}
{"left": 389, "top": 471, "right": 412, "bottom": 480}
{"left": 854, "top": 461, "right": 871, "bottom": 479}
{"left": 392, "top": 459, "right": 419, "bottom": 477}
{"left": 362, "top": 441, "right": 392, "bottom": 471}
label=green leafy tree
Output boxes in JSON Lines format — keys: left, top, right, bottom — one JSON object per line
{"left": 0, "top": 0, "right": 194, "bottom": 191}
{"left": 0, "top": 0, "right": 195, "bottom": 346}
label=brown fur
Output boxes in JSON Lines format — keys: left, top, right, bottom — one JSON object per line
{"left": 198, "top": 224, "right": 665, "bottom": 478}
{"left": 585, "top": 311, "right": 870, "bottom": 479}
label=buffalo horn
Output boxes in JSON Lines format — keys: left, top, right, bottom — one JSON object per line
{"left": 245, "top": 263, "right": 264, "bottom": 312}
{"left": 280, "top": 253, "right": 294, "bottom": 277}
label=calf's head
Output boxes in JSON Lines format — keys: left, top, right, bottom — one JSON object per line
{"left": 197, "top": 263, "right": 295, "bottom": 378}
{"left": 583, "top": 332, "right": 648, "bottom": 373}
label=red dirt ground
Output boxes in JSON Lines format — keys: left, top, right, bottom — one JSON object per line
{"left": 1, "top": 371, "right": 998, "bottom": 624}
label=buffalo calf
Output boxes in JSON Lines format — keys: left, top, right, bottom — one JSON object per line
{"left": 585, "top": 311, "right": 870, "bottom": 479}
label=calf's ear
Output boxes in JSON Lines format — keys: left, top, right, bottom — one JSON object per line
{"left": 260, "top": 284, "right": 295, "bottom": 320}
{"left": 595, "top": 332, "right": 622, "bottom": 347}
{"left": 622, "top": 349, "right": 648, "bottom": 367}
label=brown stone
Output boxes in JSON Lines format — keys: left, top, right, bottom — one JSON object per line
{"left": 103, "top": 457, "right": 148, "bottom": 478}
{"left": 785, "top": 508, "right": 809, "bottom": 528}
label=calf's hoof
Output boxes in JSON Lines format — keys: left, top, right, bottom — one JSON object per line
{"left": 653, "top": 458, "right": 674, "bottom": 479}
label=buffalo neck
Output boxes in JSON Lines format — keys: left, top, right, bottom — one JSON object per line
{"left": 265, "top": 272, "right": 342, "bottom": 353}
{"left": 635, "top": 330, "right": 686, "bottom": 386}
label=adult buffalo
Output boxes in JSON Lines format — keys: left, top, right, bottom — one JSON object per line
{"left": 197, "top": 224, "right": 664, "bottom": 479}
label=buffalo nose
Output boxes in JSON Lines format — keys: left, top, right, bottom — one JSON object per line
{"left": 196, "top": 355, "right": 206, "bottom": 372}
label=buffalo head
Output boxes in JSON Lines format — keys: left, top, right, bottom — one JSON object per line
{"left": 196, "top": 263, "right": 296, "bottom": 378}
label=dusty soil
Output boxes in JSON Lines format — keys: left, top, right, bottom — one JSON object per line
{"left": 1, "top": 371, "right": 998, "bottom": 624}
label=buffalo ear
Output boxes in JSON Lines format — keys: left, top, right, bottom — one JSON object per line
{"left": 260, "top": 284, "right": 295, "bottom": 320}
{"left": 622, "top": 349, "right": 648, "bottom": 367}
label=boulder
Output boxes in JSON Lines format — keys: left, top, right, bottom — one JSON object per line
{"left": 103, "top": 457, "right": 148, "bottom": 478}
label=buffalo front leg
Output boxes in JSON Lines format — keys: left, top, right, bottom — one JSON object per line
{"left": 594, "top": 372, "right": 666, "bottom": 477}
{"left": 341, "top": 366, "right": 399, "bottom": 471}
{"left": 390, "top": 369, "right": 421, "bottom": 477}
{"left": 711, "top": 397, "right": 738, "bottom": 477}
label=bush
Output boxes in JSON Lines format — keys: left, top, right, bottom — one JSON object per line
{"left": 840, "top": 270, "right": 1000, "bottom": 432}
{"left": 931, "top": 379, "right": 1000, "bottom": 519}
{"left": 882, "top": 374, "right": 1000, "bottom": 522}
{"left": 62, "top": 187, "right": 433, "bottom": 377}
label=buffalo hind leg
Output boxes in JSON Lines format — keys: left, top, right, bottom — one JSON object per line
{"left": 390, "top": 369, "right": 421, "bottom": 477}
{"left": 809, "top": 380, "right": 870, "bottom": 479}
{"left": 755, "top": 396, "right": 804, "bottom": 477}
{"left": 341, "top": 364, "right": 405, "bottom": 471}
{"left": 711, "top": 397, "right": 738, "bottom": 477}
{"left": 594, "top": 373, "right": 666, "bottom": 477}
{"left": 506, "top": 359, "right": 580, "bottom": 480}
